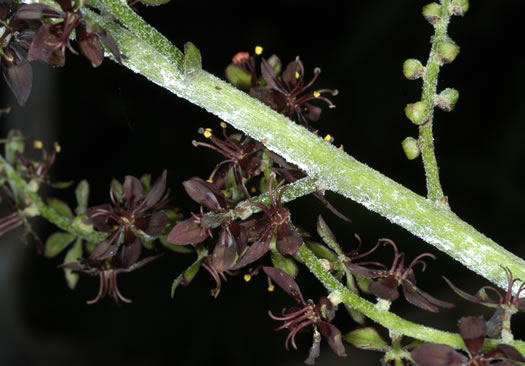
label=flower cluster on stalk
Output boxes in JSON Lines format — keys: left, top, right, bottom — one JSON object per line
{"left": 263, "top": 266, "right": 346, "bottom": 365}
{"left": 63, "top": 171, "right": 170, "bottom": 304}
{"left": 225, "top": 47, "right": 338, "bottom": 129}
{"left": 0, "top": 0, "right": 120, "bottom": 105}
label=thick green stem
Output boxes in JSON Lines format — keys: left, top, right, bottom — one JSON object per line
{"left": 297, "top": 245, "right": 525, "bottom": 354}
{"left": 84, "top": 9, "right": 525, "bottom": 294}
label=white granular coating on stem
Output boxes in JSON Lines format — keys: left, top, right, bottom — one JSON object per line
{"left": 94, "top": 11, "right": 525, "bottom": 294}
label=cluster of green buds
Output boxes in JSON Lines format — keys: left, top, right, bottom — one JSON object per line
{"left": 401, "top": 0, "right": 467, "bottom": 160}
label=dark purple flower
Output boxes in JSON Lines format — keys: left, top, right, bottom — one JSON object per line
{"left": 251, "top": 56, "right": 338, "bottom": 128}
{"left": 16, "top": 0, "right": 120, "bottom": 67}
{"left": 346, "top": 239, "right": 454, "bottom": 312}
{"left": 264, "top": 266, "right": 346, "bottom": 364}
{"left": 192, "top": 125, "right": 263, "bottom": 198}
{"left": 232, "top": 175, "right": 303, "bottom": 270}
{"left": 411, "top": 316, "right": 525, "bottom": 366}
{"left": 86, "top": 170, "right": 169, "bottom": 268}
{"left": 443, "top": 267, "right": 525, "bottom": 338}
{"left": 0, "top": 0, "right": 40, "bottom": 105}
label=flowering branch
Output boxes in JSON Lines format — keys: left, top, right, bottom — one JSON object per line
{"left": 296, "top": 244, "right": 525, "bottom": 354}
{"left": 80, "top": 3, "right": 525, "bottom": 294}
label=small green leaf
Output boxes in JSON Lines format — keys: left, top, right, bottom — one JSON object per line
{"left": 270, "top": 248, "right": 298, "bottom": 278}
{"left": 137, "top": 0, "right": 170, "bottom": 6}
{"left": 45, "top": 232, "right": 76, "bottom": 258}
{"left": 47, "top": 198, "right": 74, "bottom": 219}
{"left": 225, "top": 64, "right": 252, "bottom": 90}
{"left": 184, "top": 42, "right": 202, "bottom": 75}
{"left": 51, "top": 181, "right": 74, "bottom": 189}
{"left": 5, "top": 129, "right": 25, "bottom": 165}
{"left": 317, "top": 215, "right": 344, "bottom": 256}
{"left": 63, "top": 238, "right": 83, "bottom": 290}
{"left": 266, "top": 54, "right": 281, "bottom": 75}
{"left": 344, "top": 327, "right": 391, "bottom": 351}
{"left": 111, "top": 178, "right": 123, "bottom": 201}
{"left": 75, "top": 180, "right": 90, "bottom": 215}
{"left": 140, "top": 174, "right": 151, "bottom": 193}
{"left": 305, "top": 240, "right": 338, "bottom": 261}
{"left": 171, "top": 257, "right": 205, "bottom": 298}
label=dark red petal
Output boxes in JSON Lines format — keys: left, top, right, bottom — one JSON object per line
{"left": 212, "top": 226, "right": 237, "bottom": 272}
{"left": 345, "top": 263, "right": 382, "bottom": 279}
{"left": 183, "top": 177, "right": 226, "bottom": 212}
{"left": 442, "top": 276, "right": 494, "bottom": 306}
{"left": 55, "top": 0, "right": 73, "bottom": 12}
{"left": 369, "top": 276, "right": 400, "bottom": 301}
{"left": 0, "top": 3, "right": 9, "bottom": 20}
{"left": 260, "top": 58, "right": 279, "bottom": 90}
{"left": 76, "top": 23, "right": 104, "bottom": 67}
{"left": 486, "top": 344, "right": 525, "bottom": 362}
{"left": 15, "top": 4, "right": 63, "bottom": 20}
{"left": 89, "top": 230, "right": 122, "bottom": 260}
{"left": 2, "top": 51, "right": 32, "bottom": 106}
{"left": 302, "top": 103, "right": 322, "bottom": 122}
{"left": 276, "top": 224, "right": 302, "bottom": 256}
{"left": 318, "top": 322, "right": 347, "bottom": 357}
{"left": 142, "top": 211, "right": 168, "bottom": 236}
{"left": 231, "top": 231, "right": 271, "bottom": 270}
{"left": 402, "top": 282, "right": 439, "bottom": 312}
{"left": 120, "top": 238, "right": 142, "bottom": 268}
{"left": 122, "top": 175, "right": 143, "bottom": 210}
{"left": 96, "top": 29, "right": 121, "bottom": 64}
{"left": 457, "top": 316, "right": 486, "bottom": 356}
{"left": 411, "top": 344, "right": 468, "bottom": 366}
{"left": 85, "top": 204, "right": 114, "bottom": 231}
{"left": 167, "top": 217, "right": 208, "bottom": 245}
{"left": 139, "top": 169, "right": 167, "bottom": 212}
{"left": 27, "top": 23, "right": 65, "bottom": 66}
{"left": 262, "top": 266, "right": 305, "bottom": 305}
{"left": 282, "top": 58, "right": 302, "bottom": 89}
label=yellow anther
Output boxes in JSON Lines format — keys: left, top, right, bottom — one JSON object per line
{"left": 268, "top": 284, "right": 275, "bottom": 292}
{"left": 33, "top": 140, "right": 43, "bottom": 149}
{"left": 55, "top": 144, "right": 61, "bottom": 153}
{"left": 313, "top": 91, "right": 321, "bottom": 98}
{"left": 203, "top": 128, "right": 213, "bottom": 138}
{"left": 339, "top": 144, "right": 344, "bottom": 151}
{"left": 244, "top": 274, "right": 252, "bottom": 282}
{"left": 250, "top": 186, "right": 256, "bottom": 193}
{"left": 254, "top": 46, "right": 263, "bottom": 55}
{"left": 324, "top": 134, "right": 332, "bottom": 142}
{"left": 220, "top": 121, "right": 227, "bottom": 128}
{"left": 206, "top": 179, "right": 213, "bottom": 184}
{"left": 295, "top": 71, "right": 300, "bottom": 79}
{"left": 329, "top": 105, "right": 336, "bottom": 109}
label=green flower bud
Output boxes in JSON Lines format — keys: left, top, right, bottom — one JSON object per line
{"left": 402, "top": 59, "right": 425, "bottom": 80}
{"left": 405, "top": 101, "right": 430, "bottom": 125}
{"left": 422, "top": 3, "right": 443, "bottom": 25}
{"left": 436, "top": 88, "right": 459, "bottom": 112}
{"left": 402, "top": 137, "right": 420, "bottom": 160}
{"left": 450, "top": 0, "right": 469, "bottom": 16}
{"left": 437, "top": 39, "right": 460, "bottom": 64}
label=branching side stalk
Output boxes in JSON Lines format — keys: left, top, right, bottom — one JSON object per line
{"left": 297, "top": 244, "right": 525, "bottom": 354}
{"left": 0, "top": 156, "right": 107, "bottom": 243}
{"left": 416, "top": 0, "right": 455, "bottom": 202}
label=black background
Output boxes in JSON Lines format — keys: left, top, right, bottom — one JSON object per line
{"left": 1, "top": 1, "right": 525, "bottom": 365}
